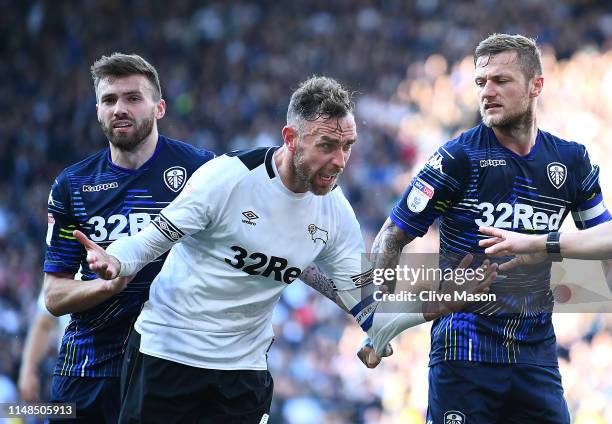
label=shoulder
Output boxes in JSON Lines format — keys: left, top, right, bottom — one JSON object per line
{"left": 446, "top": 124, "right": 488, "bottom": 155}
{"left": 188, "top": 147, "right": 278, "bottom": 189}
{"left": 63, "top": 149, "right": 108, "bottom": 175}
{"left": 427, "top": 126, "right": 482, "bottom": 166}
{"left": 539, "top": 130, "right": 590, "bottom": 164}
{"left": 420, "top": 128, "right": 478, "bottom": 181}
{"left": 160, "top": 136, "right": 216, "bottom": 166}
{"left": 225, "top": 146, "right": 278, "bottom": 176}
{"left": 54, "top": 149, "right": 108, "bottom": 186}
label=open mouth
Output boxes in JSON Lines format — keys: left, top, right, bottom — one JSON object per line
{"left": 484, "top": 103, "right": 501, "bottom": 111}
{"left": 319, "top": 173, "right": 337, "bottom": 185}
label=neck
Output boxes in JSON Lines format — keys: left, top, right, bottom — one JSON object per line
{"left": 109, "top": 128, "right": 159, "bottom": 169}
{"left": 491, "top": 115, "right": 537, "bottom": 157}
{"left": 274, "top": 146, "right": 304, "bottom": 193}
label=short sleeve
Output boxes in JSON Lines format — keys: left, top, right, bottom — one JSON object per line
{"left": 571, "top": 145, "right": 611, "bottom": 229}
{"left": 391, "top": 142, "right": 471, "bottom": 237}
{"left": 43, "top": 173, "right": 83, "bottom": 274}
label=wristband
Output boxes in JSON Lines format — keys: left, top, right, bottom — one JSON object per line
{"left": 546, "top": 231, "right": 562, "bottom": 262}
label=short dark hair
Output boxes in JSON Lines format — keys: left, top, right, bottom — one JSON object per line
{"left": 91, "top": 53, "right": 162, "bottom": 101}
{"left": 474, "top": 34, "right": 543, "bottom": 80}
{"left": 287, "top": 76, "right": 353, "bottom": 128}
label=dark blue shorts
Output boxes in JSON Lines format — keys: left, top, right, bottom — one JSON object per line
{"left": 49, "top": 375, "right": 120, "bottom": 423}
{"left": 427, "top": 361, "right": 570, "bottom": 424}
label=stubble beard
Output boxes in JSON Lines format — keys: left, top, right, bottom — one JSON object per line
{"left": 102, "top": 113, "right": 155, "bottom": 152}
{"left": 292, "top": 145, "right": 332, "bottom": 196}
{"left": 481, "top": 94, "right": 534, "bottom": 134}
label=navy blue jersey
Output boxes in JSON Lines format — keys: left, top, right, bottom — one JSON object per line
{"left": 391, "top": 124, "right": 610, "bottom": 366}
{"left": 44, "top": 135, "right": 214, "bottom": 377}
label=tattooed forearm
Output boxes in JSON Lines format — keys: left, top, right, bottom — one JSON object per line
{"left": 370, "top": 218, "right": 415, "bottom": 293}
{"left": 300, "top": 264, "right": 349, "bottom": 313}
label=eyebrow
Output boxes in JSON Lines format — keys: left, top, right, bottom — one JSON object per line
{"left": 474, "top": 72, "right": 514, "bottom": 81}
{"left": 320, "top": 135, "right": 357, "bottom": 144}
{"left": 100, "top": 90, "right": 144, "bottom": 99}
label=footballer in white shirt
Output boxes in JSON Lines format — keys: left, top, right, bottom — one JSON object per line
{"left": 75, "top": 76, "right": 495, "bottom": 423}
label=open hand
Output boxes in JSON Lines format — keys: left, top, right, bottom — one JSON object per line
{"left": 73, "top": 230, "right": 121, "bottom": 280}
{"left": 479, "top": 226, "right": 548, "bottom": 271}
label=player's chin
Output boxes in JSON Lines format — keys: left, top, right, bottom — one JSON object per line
{"left": 311, "top": 185, "right": 334, "bottom": 196}
{"left": 310, "top": 181, "right": 335, "bottom": 196}
{"left": 481, "top": 110, "right": 502, "bottom": 127}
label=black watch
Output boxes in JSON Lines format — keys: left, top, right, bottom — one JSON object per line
{"left": 545, "top": 231, "right": 563, "bottom": 262}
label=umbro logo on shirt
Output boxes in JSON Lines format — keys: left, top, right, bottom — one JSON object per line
{"left": 242, "top": 211, "right": 259, "bottom": 226}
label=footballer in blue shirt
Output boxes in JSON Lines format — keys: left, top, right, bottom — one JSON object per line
{"left": 43, "top": 53, "right": 215, "bottom": 423}
{"left": 363, "top": 34, "right": 609, "bottom": 424}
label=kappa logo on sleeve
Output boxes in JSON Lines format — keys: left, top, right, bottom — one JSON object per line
{"left": 407, "top": 178, "right": 434, "bottom": 213}
{"left": 426, "top": 152, "right": 444, "bottom": 173}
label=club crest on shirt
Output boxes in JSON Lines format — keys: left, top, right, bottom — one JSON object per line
{"left": 444, "top": 411, "right": 465, "bottom": 424}
{"left": 164, "top": 166, "right": 187, "bottom": 192}
{"left": 308, "top": 224, "right": 328, "bottom": 245}
{"left": 547, "top": 162, "right": 567, "bottom": 189}
{"left": 407, "top": 178, "right": 434, "bottom": 213}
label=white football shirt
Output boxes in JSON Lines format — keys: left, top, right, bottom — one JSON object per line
{"left": 108, "top": 147, "right": 425, "bottom": 368}
{"left": 110, "top": 147, "right": 366, "bottom": 369}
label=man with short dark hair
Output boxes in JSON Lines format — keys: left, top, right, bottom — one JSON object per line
{"left": 43, "top": 53, "right": 215, "bottom": 423}
{"left": 362, "top": 34, "right": 609, "bottom": 423}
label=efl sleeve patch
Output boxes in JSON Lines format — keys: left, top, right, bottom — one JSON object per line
{"left": 407, "top": 178, "right": 435, "bottom": 213}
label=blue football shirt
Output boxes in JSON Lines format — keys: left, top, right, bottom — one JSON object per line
{"left": 44, "top": 135, "right": 214, "bottom": 377}
{"left": 391, "top": 123, "right": 610, "bottom": 365}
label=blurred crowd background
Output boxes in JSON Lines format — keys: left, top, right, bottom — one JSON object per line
{"left": 1, "top": 1, "right": 612, "bottom": 423}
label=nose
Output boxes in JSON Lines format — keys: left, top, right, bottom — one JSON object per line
{"left": 113, "top": 98, "right": 129, "bottom": 117}
{"left": 331, "top": 148, "right": 348, "bottom": 170}
{"left": 480, "top": 80, "right": 496, "bottom": 100}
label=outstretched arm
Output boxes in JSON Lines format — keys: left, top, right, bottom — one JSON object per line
{"left": 44, "top": 271, "right": 132, "bottom": 316}
{"left": 73, "top": 217, "right": 176, "bottom": 280}
{"left": 479, "top": 223, "right": 612, "bottom": 270}
{"left": 358, "top": 252, "right": 497, "bottom": 368}
{"left": 370, "top": 218, "right": 415, "bottom": 294}
{"left": 300, "top": 264, "right": 348, "bottom": 312}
